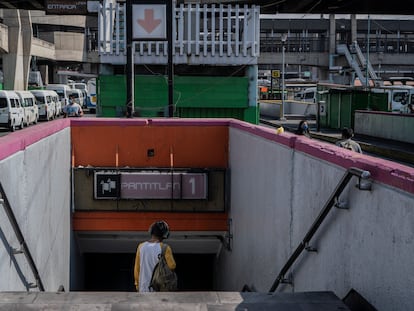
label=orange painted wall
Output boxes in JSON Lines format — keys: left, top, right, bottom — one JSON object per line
{"left": 73, "top": 212, "right": 228, "bottom": 231}
{"left": 71, "top": 125, "right": 228, "bottom": 168}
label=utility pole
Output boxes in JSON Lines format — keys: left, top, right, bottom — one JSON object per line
{"left": 167, "top": 0, "right": 174, "bottom": 117}
{"left": 126, "top": 0, "right": 134, "bottom": 117}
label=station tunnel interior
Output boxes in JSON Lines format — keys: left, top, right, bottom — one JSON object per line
{"left": 80, "top": 253, "right": 216, "bottom": 292}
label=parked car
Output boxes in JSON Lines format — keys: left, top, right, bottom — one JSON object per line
{"left": 16, "top": 90, "right": 39, "bottom": 126}
{"left": 30, "top": 90, "right": 56, "bottom": 121}
{"left": 0, "top": 90, "right": 25, "bottom": 131}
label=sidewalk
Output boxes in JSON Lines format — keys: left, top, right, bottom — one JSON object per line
{"left": 260, "top": 117, "right": 414, "bottom": 166}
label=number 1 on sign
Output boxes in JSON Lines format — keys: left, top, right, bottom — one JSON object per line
{"left": 189, "top": 177, "right": 195, "bottom": 195}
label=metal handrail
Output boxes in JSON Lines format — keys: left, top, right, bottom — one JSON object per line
{"left": 0, "top": 182, "right": 45, "bottom": 291}
{"left": 269, "top": 167, "right": 371, "bottom": 292}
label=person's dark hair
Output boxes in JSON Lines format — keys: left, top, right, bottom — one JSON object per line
{"left": 341, "top": 127, "right": 354, "bottom": 139}
{"left": 149, "top": 220, "right": 170, "bottom": 239}
{"left": 296, "top": 120, "right": 309, "bottom": 135}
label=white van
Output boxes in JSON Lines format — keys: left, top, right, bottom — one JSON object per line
{"left": 371, "top": 86, "right": 414, "bottom": 112}
{"left": 68, "top": 82, "right": 87, "bottom": 92}
{"left": 381, "top": 86, "right": 414, "bottom": 113}
{"left": 0, "top": 90, "right": 25, "bottom": 131}
{"left": 46, "top": 84, "right": 72, "bottom": 109}
{"left": 30, "top": 90, "right": 56, "bottom": 121}
{"left": 48, "top": 90, "right": 62, "bottom": 117}
{"left": 16, "top": 90, "right": 39, "bottom": 126}
{"left": 303, "top": 87, "right": 317, "bottom": 103}
{"left": 302, "top": 87, "right": 317, "bottom": 116}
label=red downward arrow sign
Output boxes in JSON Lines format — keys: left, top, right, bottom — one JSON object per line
{"left": 137, "top": 9, "right": 162, "bottom": 34}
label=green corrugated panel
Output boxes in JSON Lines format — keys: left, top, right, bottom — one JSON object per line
{"left": 339, "top": 93, "right": 352, "bottom": 129}
{"left": 98, "top": 75, "right": 126, "bottom": 117}
{"left": 135, "top": 76, "right": 168, "bottom": 117}
{"left": 368, "top": 92, "right": 388, "bottom": 111}
{"left": 329, "top": 93, "right": 341, "bottom": 129}
{"left": 174, "top": 76, "right": 249, "bottom": 108}
{"left": 98, "top": 75, "right": 251, "bottom": 118}
{"left": 352, "top": 91, "right": 388, "bottom": 112}
{"left": 177, "top": 107, "right": 245, "bottom": 120}
{"left": 98, "top": 75, "right": 167, "bottom": 117}
{"left": 244, "top": 106, "right": 259, "bottom": 124}
{"left": 351, "top": 92, "right": 371, "bottom": 129}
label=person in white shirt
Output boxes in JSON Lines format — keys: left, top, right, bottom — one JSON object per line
{"left": 134, "top": 220, "right": 176, "bottom": 292}
{"left": 335, "top": 127, "right": 362, "bottom": 153}
{"left": 63, "top": 94, "right": 84, "bottom": 117}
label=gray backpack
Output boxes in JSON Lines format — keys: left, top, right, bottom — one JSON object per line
{"left": 149, "top": 244, "right": 177, "bottom": 291}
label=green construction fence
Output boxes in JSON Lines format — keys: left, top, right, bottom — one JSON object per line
{"left": 97, "top": 75, "right": 258, "bottom": 124}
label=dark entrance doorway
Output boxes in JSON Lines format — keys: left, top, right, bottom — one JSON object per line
{"left": 83, "top": 253, "right": 216, "bottom": 291}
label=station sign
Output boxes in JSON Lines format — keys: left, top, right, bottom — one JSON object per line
{"left": 272, "top": 70, "right": 280, "bottom": 79}
{"left": 132, "top": 4, "right": 167, "bottom": 40}
{"left": 94, "top": 171, "right": 208, "bottom": 200}
{"left": 45, "top": 0, "right": 87, "bottom": 15}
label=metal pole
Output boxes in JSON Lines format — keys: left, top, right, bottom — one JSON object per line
{"left": 365, "top": 15, "right": 370, "bottom": 88}
{"left": 317, "top": 101, "right": 321, "bottom": 132}
{"left": 282, "top": 43, "right": 285, "bottom": 114}
{"left": 126, "top": 0, "right": 134, "bottom": 117}
{"left": 167, "top": 0, "right": 174, "bottom": 117}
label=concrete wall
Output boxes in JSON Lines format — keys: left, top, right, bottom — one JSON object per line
{"left": 0, "top": 120, "right": 71, "bottom": 291}
{"left": 54, "top": 32, "right": 86, "bottom": 62}
{"left": 355, "top": 110, "right": 414, "bottom": 144}
{"left": 216, "top": 120, "right": 414, "bottom": 311}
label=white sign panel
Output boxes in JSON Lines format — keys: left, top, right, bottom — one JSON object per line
{"left": 132, "top": 4, "right": 166, "bottom": 40}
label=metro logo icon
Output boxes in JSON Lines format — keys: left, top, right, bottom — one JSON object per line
{"left": 94, "top": 173, "right": 120, "bottom": 199}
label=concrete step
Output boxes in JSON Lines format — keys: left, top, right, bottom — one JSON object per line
{"left": 0, "top": 291, "right": 350, "bottom": 310}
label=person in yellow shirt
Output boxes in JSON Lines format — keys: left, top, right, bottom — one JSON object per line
{"left": 134, "top": 220, "right": 176, "bottom": 292}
